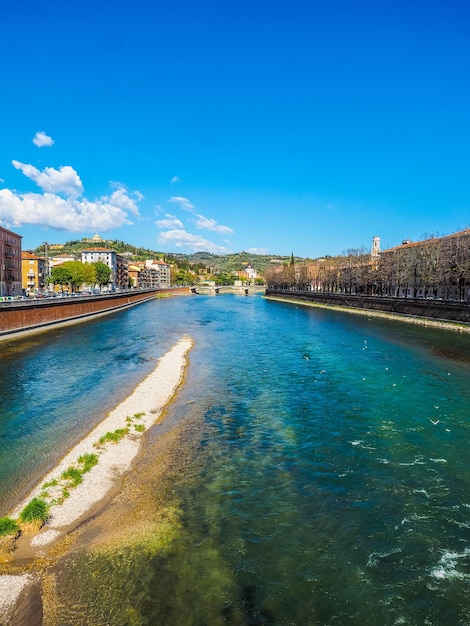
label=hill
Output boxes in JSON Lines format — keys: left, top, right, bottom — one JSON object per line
{"left": 32, "top": 238, "right": 304, "bottom": 275}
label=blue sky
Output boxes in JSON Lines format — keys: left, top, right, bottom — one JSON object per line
{"left": 1, "top": 0, "right": 469, "bottom": 257}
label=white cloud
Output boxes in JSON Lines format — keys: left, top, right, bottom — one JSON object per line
{"left": 33, "top": 131, "right": 55, "bottom": 147}
{"left": 156, "top": 217, "right": 184, "bottom": 229}
{"left": 246, "top": 247, "right": 269, "bottom": 254}
{"left": 0, "top": 159, "right": 142, "bottom": 233}
{"left": 109, "top": 181, "right": 143, "bottom": 204}
{"left": 12, "top": 160, "right": 84, "bottom": 198}
{"left": 105, "top": 186, "right": 141, "bottom": 215}
{"left": 168, "top": 196, "right": 195, "bottom": 211}
{"left": 195, "top": 213, "right": 233, "bottom": 234}
{"left": 168, "top": 195, "right": 233, "bottom": 235}
{"left": 0, "top": 154, "right": 142, "bottom": 234}
{"left": 158, "top": 229, "right": 231, "bottom": 254}
{"left": 171, "top": 176, "right": 181, "bottom": 184}
{"left": 0, "top": 188, "right": 138, "bottom": 232}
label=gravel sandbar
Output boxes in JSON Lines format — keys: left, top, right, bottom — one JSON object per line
{"left": 0, "top": 334, "right": 193, "bottom": 622}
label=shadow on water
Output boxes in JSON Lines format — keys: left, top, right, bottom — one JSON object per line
{"left": 220, "top": 586, "right": 276, "bottom": 625}
{"left": 240, "top": 585, "right": 275, "bottom": 625}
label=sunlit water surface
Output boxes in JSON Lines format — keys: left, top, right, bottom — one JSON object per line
{"left": 1, "top": 295, "right": 469, "bottom": 625}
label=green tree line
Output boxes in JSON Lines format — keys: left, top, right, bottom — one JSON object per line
{"left": 48, "top": 261, "right": 112, "bottom": 292}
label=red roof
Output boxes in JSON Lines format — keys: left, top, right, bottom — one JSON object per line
{"left": 82, "top": 247, "right": 113, "bottom": 252}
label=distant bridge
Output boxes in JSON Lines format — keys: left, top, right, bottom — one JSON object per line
{"left": 191, "top": 285, "right": 266, "bottom": 296}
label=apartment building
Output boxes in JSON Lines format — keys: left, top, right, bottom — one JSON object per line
{"left": 22, "top": 251, "right": 47, "bottom": 295}
{"left": 0, "top": 226, "right": 22, "bottom": 296}
{"left": 144, "top": 259, "right": 170, "bottom": 287}
{"left": 378, "top": 229, "right": 470, "bottom": 300}
{"left": 81, "top": 248, "right": 129, "bottom": 290}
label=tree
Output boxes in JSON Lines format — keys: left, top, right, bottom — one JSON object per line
{"left": 81, "top": 263, "right": 97, "bottom": 288}
{"left": 174, "top": 269, "right": 197, "bottom": 285}
{"left": 93, "top": 262, "right": 112, "bottom": 290}
{"left": 214, "top": 273, "right": 235, "bottom": 285}
{"left": 49, "top": 266, "right": 72, "bottom": 292}
{"left": 65, "top": 261, "right": 89, "bottom": 292}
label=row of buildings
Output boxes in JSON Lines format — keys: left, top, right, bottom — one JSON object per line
{"left": 267, "top": 230, "right": 470, "bottom": 302}
{"left": 8, "top": 222, "right": 470, "bottom": 301}
{"left": 0, "top": 226, "right": 171, "bottom": 296}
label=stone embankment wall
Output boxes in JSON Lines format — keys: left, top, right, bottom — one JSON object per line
{"left": 265, "top": 290, "right": 470, "bottom": 325}
{"left": 0, "top": 288, "right": 189, "bottom": 339}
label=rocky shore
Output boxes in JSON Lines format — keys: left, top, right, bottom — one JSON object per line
{"left": 0, "top": 334, "right": 193, "bottom": 624}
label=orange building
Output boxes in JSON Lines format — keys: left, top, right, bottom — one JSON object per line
{"left": 22, "top": 251, "right": 47, "bottom": 295}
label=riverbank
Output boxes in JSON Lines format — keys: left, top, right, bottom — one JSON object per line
{"left": 0, "top": 334, "right": 193, "bottom": 624}
{"left": 264, "top": 294, "right": 470, "bottom": 332}
{"left": 0, "top": 288, "right": 190, "bottom": 343}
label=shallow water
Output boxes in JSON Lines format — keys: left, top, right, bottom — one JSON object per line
{"left": 2, "top": 295, "right": 470, "bottom": 624}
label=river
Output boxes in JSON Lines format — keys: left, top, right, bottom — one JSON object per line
{"left": 1, "top": 294, "right": 469, "bottom": 625}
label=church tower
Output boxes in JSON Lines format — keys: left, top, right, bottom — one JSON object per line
{"left": 371, "top": 236, "right": 380, "bottom": 259}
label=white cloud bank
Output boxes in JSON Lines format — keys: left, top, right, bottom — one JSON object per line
{"left": 156, "top": 216, "right": 184, "bottom": 229}
{"left": 33, "top": 131, "right": 55, "bottom": 147}
{"left": 0, "top": 188, "right": 140, "bottom": 232}
{"left": 0, "top": 159, "right": 141, "bottom": 232}
{"left": 195, "top": 214, "right": 233, "bottom": 234}
{"left": 159, "top": 196, "right": 234, "bottom": 252}
{"left": 168, "top": 196, "right": 233, "bottom": 234}
{"left": 158, "top": 229, "right": 230, "bottom": 254}
{"left": 169, "top": 196, "right": 195, "bottom": 211}
{"left": 246, "top": 247, "right": 269, "bottom": 255}
{"left": 12, "top": 161, "right": 84, "bottom": 198}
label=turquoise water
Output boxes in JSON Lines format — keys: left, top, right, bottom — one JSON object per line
{"left": 1, "top": 295, "right": 470, "bottom": 624}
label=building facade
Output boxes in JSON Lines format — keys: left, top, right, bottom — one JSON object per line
{"left": 0, "top": 226, "right": 22, "bottom": 296}
{"left": 143, "top": 260, "right": 171, "bottom": 287}
{"left": 128, "top": 263, "right": 143, "bottom": 288}
{"left": 377, "top": 230, "right": 470, "bottom": 301}
{"left": 236, "top": 263, "right": 259, "bottom": 283}
{"left": 267, "top": 231, "right": 470, "bottom": 302}
{"left": 22, "top": 252, "right": 47, "bottom": 295}
{"left": 81, "top": 248, "right": 129, "bottom": 290}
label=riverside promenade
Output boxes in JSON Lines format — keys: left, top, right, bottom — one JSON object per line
{"left": 265, "top": 289, "right": 470, "bottom": 331}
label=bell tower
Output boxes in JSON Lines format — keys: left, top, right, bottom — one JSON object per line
{"left": 371, "top": 236, "right": 380, "bottom": 259}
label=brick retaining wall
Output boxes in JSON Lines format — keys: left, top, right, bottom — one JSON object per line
{"left": 0, "top": 287, "right": 189, "bottom": 338}
{"left": 265, "top": 290, "right": 470, "bottom": 324}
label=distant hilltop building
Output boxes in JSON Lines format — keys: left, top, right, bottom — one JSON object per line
{"left": 51, "top": 253, "right": 78, "bottom": 266}
{"left": 83, "top": 233, "right": 105, "bottom": 244}
{"left": 236, "top": 263, "right": 259, "bottom": 283}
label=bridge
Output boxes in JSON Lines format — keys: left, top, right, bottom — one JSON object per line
{"left": 191, "top": 285, "right": 266, "bottom": 295}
